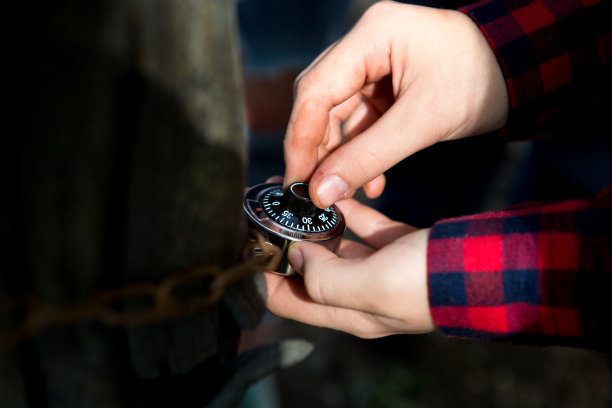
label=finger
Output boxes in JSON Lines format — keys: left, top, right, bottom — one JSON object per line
{"left": 336, "top": 198, "right": 415, "bottom": 249}
{"left": 316, "top": 117, "right": 342, "bottom": 164}
{"left": 265, "top": 272, "right": 392, "bottom": 338}
{"left": 337, "top": 239, "right": 374, "bottom": 258}
{"left": 359, "top": 75, "right": 395, "bottom": 115}
{"left": 283, "top": 28, "right": 392, "bottom": 187}
{"left": 308, "top": 88, "right": 446, "bottom": 208}
{"left": 317, "top": 94, "right": 366, "bottom": 170}
{"left": 341, "top": 99, "right": 388, "bottom": 201}
{"left": 332, "top": 92, "right": 364, "bottom": 125}
{"left": 362, "top": 174, "right": 386, "bottom": 199}
{"left": 341, "top": 97, "right": 382, "bottom": 142}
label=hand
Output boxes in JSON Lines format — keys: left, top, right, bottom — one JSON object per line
{"left": 264, "top": 198, "right": 435, "bottom": 338}
{"left": 283, "top": 1, "right": 508, "bottom": 208}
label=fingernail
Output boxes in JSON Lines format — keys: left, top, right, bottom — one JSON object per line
{"left": 287, "top": 243, "right": 304, "bottom": 274}
{"left": 316, "top": 175, "right": 349, "bottom": 208}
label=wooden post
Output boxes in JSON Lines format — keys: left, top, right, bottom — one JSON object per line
{"left": 1, "top": 1, "right": 262, "bottom": 406}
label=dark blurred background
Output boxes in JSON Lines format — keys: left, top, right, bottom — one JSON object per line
{"left": 236, "top": 0, "right": 612, "bottom": 407}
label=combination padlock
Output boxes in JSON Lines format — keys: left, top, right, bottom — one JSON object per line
{"left": 243, "top": 182, "right": 346, "bottom": 275}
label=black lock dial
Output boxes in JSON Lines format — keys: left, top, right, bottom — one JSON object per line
{"left": 261, "top": 183, "right": 339, "bottom": 233}
{"left": 286, "top": 183, "right": 316, "bottom": 216}
{"left": 244, "top": 182, "right": 345, "bottom": 275}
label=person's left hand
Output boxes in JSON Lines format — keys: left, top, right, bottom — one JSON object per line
{"left": 282, "top": 2, "right": 509, "bottom": 209}
{"left": 264, "top": 198, "right": 435, "bottom": 338}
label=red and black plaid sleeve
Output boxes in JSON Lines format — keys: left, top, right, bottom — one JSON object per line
{"left": 427, "top": 187, "right": 612, "bottom": 350}
{"left": 459, "top": 0, "right": 611, "bottom": 139}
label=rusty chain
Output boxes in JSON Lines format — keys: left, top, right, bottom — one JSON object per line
{"left": 0, "top": 230, "right": 281, "bottom": 347}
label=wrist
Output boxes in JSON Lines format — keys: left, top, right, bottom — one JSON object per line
{"left": 417, "top": 228, "right": 436, "bottom": 332}
{"left": 397, "top": 227, "right": 435, "bottom": 333}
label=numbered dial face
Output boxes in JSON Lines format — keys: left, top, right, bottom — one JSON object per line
{"left": 244, "top": 182, "right": 345, "bottom": 243}
{"left": 261, "top": 186, "right": 338, "bottom": 233}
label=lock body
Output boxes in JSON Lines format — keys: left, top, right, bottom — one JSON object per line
{"left": 243, "top": 182, "right": 345, "bottom": 275}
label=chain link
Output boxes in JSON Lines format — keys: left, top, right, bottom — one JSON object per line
{"left": 0, "top": 230, "right": 280, "bottom": 347}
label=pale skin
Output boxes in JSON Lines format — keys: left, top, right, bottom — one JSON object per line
{"left": 266, "top": 1, "right": 509, "bottom": 338}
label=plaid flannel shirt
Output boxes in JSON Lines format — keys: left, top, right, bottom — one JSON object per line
{"left": 428, "top": 0, "right": 611, "bottom": 350}
{"left": 461, "top": 0, "right": 610, "bottom": 138}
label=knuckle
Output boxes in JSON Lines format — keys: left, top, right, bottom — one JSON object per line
{"left": 304, "top": 269, "right": 327, "bottom": 305}
{"left": 303, "top": 255, "right": 337, "bottom": 305}
{"left": 293, "top": 70, "right": 311, "bottom": 97}
{"left": 361, "top": 1, "right": 394, "bottom": 23}
{"left": 361, "top": 1, "right": 385, "bottom": 20}
{"left": 289, "top": 126, "right": 317, "bottom": 150}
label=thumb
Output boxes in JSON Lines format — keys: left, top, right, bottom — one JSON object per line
{"left": 287, "top": 240, "right": 335, "bottom": 277}
{"left": 308, "top": 94, "right": 442, "bottom": 209}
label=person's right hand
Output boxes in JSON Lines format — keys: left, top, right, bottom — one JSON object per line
{"left": 283, "top": 1, "right": 509, "bottom": 209}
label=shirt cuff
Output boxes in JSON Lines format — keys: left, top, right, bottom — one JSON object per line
{"left": 458, "top": 0, "right": 610, "bottom": 140}
{"left": 427, "top": 188, "right": 612, "bottom": 350}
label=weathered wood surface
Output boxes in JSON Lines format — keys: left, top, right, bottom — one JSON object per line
{"left": 1, "top": 1, "right": 265, "bottom": 406}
